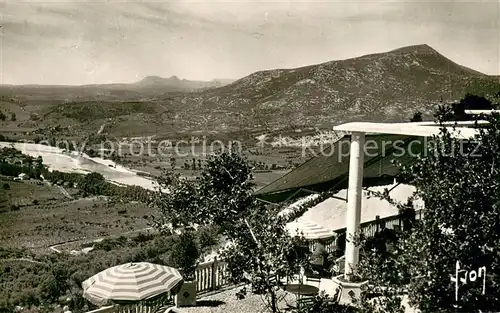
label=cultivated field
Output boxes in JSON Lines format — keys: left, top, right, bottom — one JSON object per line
{"left": 0, "top": 180, "right": 155, "bottom": 251}
{"left": 0, "top": 179, "right": 68, "bottom": 211}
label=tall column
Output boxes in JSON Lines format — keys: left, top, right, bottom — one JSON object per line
{"left": 344, "top": 132, "right": 365, "bottom": 280}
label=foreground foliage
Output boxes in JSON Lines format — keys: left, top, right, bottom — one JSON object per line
{"left": 352, "top": 108, "right": 500, "bottom": 312}
{"left": 153, "top": 152, "right": 311, "bottom": 312}
{"left": 0, "top": 228, "right": 219, "bottom": 313}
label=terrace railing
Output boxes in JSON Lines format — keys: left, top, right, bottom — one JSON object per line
{"left": 358, "top": 209, "right": 424, "bottom": 239}
{"left": 313, "top": 209, "right": 424, "bottom": 253}
{"left": 85, "top": 294, "right": 173, "bottom": 313}
{"left": 195, "top": 257, "right": 231, "bottom": 294}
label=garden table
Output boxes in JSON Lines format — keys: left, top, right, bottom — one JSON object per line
{"left": 284, "top": 284, "right": 319, "bottom": 310}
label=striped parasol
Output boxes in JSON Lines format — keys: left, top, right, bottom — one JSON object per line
{"left": 286, "top": 220, "right": 335, "bottom": 240}
{"left": 82, "top": 262, "right": 183, "bottom": 304}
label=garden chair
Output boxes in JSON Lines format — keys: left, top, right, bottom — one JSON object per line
{"left": 297, "top": 295, "right": 315, "bottom": 309}
{"left": 296, "top": 275, "right": 321, "bottom": 309}
{"left": 268, "top": 273, "right": 289, "bottom": 289}
{"left": 297, "top": 286, "right": 344, "bottom": 310}
{"left": 305, "top": 275, "right": 321, "bottom": 288}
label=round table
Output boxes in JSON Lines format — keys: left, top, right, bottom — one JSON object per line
{"left": 284, "top": 284, "right": 319, "bottom": 309}
{"left": 285, "top": 284, "right": 319, "bottom": 295}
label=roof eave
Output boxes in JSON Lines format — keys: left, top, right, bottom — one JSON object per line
{"left": 333, "top": 122, "right": 483, "bottom": 139}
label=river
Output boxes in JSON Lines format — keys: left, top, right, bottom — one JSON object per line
{"left": 0, "top": 141, "right": 157, "bottom": 190}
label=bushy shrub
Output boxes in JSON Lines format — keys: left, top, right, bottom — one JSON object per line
{"left": 298, "top": 291, "right": 358, "bottom": 313}
{"left": 197, "top": 225, "right": 221, "bottom": 252}
{"left": 132, "top": 232, "right": 155, "bottom": 244}
{"left": 168, "top": 231, "right": 200, "bottom": 281}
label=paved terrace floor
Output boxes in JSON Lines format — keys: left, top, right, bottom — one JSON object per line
{"left": 173, "top": 280, "right": 419, "bottom": 313}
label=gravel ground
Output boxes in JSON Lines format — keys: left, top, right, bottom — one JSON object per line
{"left": 169, "top": 285, "right": 419, "bottom": 313}
{"left": 174, "top": 285, "right": 297, "bottom": 313}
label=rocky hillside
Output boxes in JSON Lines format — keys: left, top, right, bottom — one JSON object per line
{"left": 167, "top": 44, "right": 499, "bottom": 131}
{"left": 2, "top": 44, "right": 499, "bottom": 140}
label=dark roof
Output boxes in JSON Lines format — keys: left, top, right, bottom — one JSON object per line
{"left": 254, "top": 134, "right": 426, "bottom": 203}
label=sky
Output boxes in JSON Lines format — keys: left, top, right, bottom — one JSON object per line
{"left": 1, "top": 0, "right": 499, "bottom": 85}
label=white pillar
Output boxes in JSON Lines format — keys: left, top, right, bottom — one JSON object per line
{"left": 344, "top": 132, "right": 365, "bottom": 280}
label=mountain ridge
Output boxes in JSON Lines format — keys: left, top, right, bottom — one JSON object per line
{"left": 2, "top": 44, "right": 499, "bottom": 138}
{"left": 161, "top": 44, "right": 499, "bottom": 132}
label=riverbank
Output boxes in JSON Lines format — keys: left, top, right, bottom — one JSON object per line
{"left": 0, "top": 141, "right": 156, "bottom": 190}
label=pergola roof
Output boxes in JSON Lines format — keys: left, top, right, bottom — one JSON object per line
{"left": 333, "top": 121, "right": 484, "bottom": 138}
{"left": 465, "top": 110, "right": 500, "bottom": 115}
{"left": 254, "top": 133, "right": 425, "bottom": 202}
{"left": 254, "top": 121, "right": 485, "bottom": 203}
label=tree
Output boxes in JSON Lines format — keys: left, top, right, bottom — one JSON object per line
{"left": 220, "top": 204, "right": 312, "bottom": 313}
{"left": 48, "top": 137, "right": 56, "bottom": 147}
{"left": 152, "top": 170, "right": 201, "bottom": 230}
{"left": 2, "top": 183, "right": 9, "bottom": 190}
{"left": 354, "top": 111, "right": 500, "bottom": 312}
{"left": 39, "top": 264, "right": 70, "bottom": 303}
{"left": 152, "top": 152, "right": 311, "bottom": 312}
{"left": 402, "top": 114, "right": 499, "bottom": 312}
{"left": 153, "top": 152, "right": 255, "bottom": 237}
{"left": 0, "top": 111, "right": 6, "bottom": 121}
{"left": 439, "top": 94, "right": 495, "bottom": 121}
{"left": 79, "top": 172, "right": 106, "bottom": 196}
{"left": 168, "top": 231, "right": 200, "bottom": 281}
{"left": 34, "top": 156, "right": 45, "bottom": 178}
{"left": 461, "top": 93, "right": 495, "bottom": 110}
{"left": 409, "top": 111, "right": 423, "bottom": 122}
{"left": 86, "top": 148, "right": 97, "bottom": 158}
{"left": 196, "top": 152, "right": 257, "bottom": 237}
{"left": 10, "top": 113, "right": 16, "bottom": 122}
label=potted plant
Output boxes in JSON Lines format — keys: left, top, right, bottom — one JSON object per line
{"left": 170, "top": 230, "right": 201, "bottom": 307}
{"left": 331, "top": 272, "right": 369, "bottom": 306}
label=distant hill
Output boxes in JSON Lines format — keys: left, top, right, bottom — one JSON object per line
{"left": 132, "top": 75, "right": 235, "bottom": 93}
{"left": 0, "top": 76, "right": 236, "bottom": 101}
{"left": 165, "top": 44, "right": 499, "bottom": 132}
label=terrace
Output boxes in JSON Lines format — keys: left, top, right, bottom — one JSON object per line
{"left": 85, "top": 257, "right": 420, "bottom": 313}
{"left": 82, "top": 119, "right": 484, "bottom": 313}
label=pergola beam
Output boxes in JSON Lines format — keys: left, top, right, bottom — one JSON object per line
{"left": 465, "top": 110, "right": 500, "bottom": 115}
{"left": 334, "top": 122, "right": 481, "bottom": 139}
